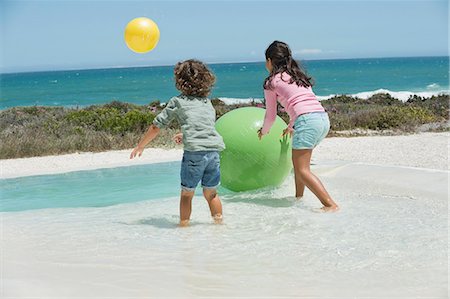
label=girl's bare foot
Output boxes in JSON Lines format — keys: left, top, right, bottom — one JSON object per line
{"left": 213, "top": 214, "right": 223, "bottom": 224}
{"left": 296, "top": 196, "right": 303, "bottom": 201}
{"left": 320, "top": 205, "right": 340, "bottom": 213}
{"left": 179, "top": 219, "right": 190, "bottom": 227}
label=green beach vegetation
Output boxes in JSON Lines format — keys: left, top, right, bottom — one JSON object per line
{"left": 1, "top": 93, "right": 448, "bottom": 159}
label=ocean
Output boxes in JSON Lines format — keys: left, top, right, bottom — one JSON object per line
{"left": 0, "top": 56, "right": 448, "bottom": 109}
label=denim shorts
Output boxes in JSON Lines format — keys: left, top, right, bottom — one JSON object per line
{"left": 180, "top": 151, "right": 221, "bottom": 191}
{"left": 292, "top": 112, "right": 330, "bottom": 149}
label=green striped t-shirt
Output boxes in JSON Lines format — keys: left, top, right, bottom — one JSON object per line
{"left": 153, "top": 95, "right": 225, "bottom": 152}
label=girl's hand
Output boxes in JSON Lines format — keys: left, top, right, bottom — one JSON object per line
{"left": 173, "top": 132, "right": 183, "bottom": 144}
{"left": 130, "top": 146, "right": 144, "bottom": 159}
{"left": 257, "top": 128, "right": 263, "bottom": 140}
{"left": 281, "top": 127, "right": 294, "bottom": 138}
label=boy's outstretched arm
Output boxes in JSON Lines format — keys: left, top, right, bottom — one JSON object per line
{"left": 130, "top": 124, "right": 161, "bottom": 159}
{"left": 130, "top": 97, "right": 178, "bottom": 159}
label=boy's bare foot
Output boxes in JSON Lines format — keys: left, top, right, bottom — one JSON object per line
{"left": 296, "top": 196, "right": 303, "bottom": 201}
{"left": 179, "top": 219, "right": 190, "bottom": 227}
{"left": 213, "top": 214, "right": 223, "bottom": 224}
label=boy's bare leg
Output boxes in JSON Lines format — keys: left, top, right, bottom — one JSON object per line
{"left": 203, "top": 188, "right": 223, "bottom": 223}
{"left": 179, "top": 190, "right": 195, "bottom": 227}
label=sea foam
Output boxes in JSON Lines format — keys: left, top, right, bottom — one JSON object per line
{"left": 219, "top": 89, "right": 449, "bottom": 105}
{"left": 316, "top": 88, "right": 449, "bottom": 102}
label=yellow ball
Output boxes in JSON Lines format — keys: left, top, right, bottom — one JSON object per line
{"left": 124, "top": 17, "right": 160, "bottom": 53}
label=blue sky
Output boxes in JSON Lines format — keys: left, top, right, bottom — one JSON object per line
{"left": 0, "top": 0, "right": 448, "bottom": 73}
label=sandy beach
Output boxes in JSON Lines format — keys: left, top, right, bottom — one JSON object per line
{"left": 1, "top": 132, "right": 448, "bottom": 179}
{"left": 1, "top": 132, "right": 448, "bottom": 298}
{"left": 2, "top": 0, "right": 448, "bottom": 296}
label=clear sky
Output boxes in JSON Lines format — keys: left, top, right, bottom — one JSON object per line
{"left": 0, "top": 0, "right": 448, "bottom": 73}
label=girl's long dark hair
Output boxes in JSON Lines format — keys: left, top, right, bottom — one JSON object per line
{"left": 263, "top": 41, "right": 313, "bottom": 90}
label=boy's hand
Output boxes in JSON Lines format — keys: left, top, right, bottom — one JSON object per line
{"left": 281, "top": 127, "right": 294, "bottom": 138}
{"left": 173, "top": 132, "right": 183, "bottom": 144}
{"left": 130, "top": 146, "right": 144, "bottom": 159}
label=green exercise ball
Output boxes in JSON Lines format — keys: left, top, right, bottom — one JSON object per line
{"left": 215, "top": 107, "right": 292, "bottom": 192}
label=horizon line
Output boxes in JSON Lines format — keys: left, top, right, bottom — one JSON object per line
{"left": 1, "top": 54, "right": 448, "bottom": 75}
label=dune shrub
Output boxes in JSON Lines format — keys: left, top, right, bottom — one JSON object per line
{"left": 1, "top": 93, "right": 448, "bottom": 158}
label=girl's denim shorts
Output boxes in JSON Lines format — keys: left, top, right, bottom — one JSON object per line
{"left": 180, "top": 151, "right": 220, "bottom": 191}
{"left": 292, "top": 112, "right": 330, "bottom": 150}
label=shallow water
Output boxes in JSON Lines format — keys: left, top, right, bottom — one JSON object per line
{"left": 1, "top": 162, "right": 448, "bottom": 297}
{"left": 0, "top": 162, "right": 184, "bottom": 212}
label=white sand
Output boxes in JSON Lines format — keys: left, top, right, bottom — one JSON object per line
{"left": 0, "top": 148, "right": 183, "bottom": 179}
{"left": 2, "top": 158, "right": 447, "bottom": 298}
{"left": 1, "top": 132, "right": 448, "bottom": 179}
{"left": 313, "top": 132, "right": 449, "bottom": 170}
{"left": 1, "top": 132, "right": 448, "bottom": 298}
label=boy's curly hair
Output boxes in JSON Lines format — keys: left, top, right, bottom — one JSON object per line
{"left": 174, "top": 59, "right": 215, "bottom": 97}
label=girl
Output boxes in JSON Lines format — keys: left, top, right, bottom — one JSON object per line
{"left": 130, "top": 59, "right": 225, "bottom": 226}
{"left": 258, "top": 41, "right": 339, "bottom": 212}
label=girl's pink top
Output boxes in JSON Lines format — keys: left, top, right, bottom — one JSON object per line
{"left": 260, "top": 72, "right": 325, "bottom": 135}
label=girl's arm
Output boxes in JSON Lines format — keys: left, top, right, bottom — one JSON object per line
{"left": 259, "top": 88, "right": 278, "bottom": 137}
{"left": 130, "top": 125, "right": 160, "bottom": 159}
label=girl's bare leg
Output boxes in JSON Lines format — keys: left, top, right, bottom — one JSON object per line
{"left": 292, "top": 149, "right": 339, "bottom": 212}
{"left": 293, "top": 168, "right": 306, "bottom": 199}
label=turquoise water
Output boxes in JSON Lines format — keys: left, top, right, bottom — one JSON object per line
{"left": 0, "top": 56, "right": 448, "bottom": 109}
{"left": 0, "top": 162, "right": 211, "bottom": 212}
{"left": 2, "top": 162, "right": 447, "bottom": 297}
{"left": 0, "top": 161, "right": 236, "bottom": 212}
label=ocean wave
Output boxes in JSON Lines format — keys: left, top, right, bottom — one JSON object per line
{"left": 219, "top": 89, "right": 449, "bottom": 105}
{"left": 316, "top": 89, "right": 449, "bottom": 102}
{"left": 218, "top": 97, "right": 264, "bottom": 105}
{"left": 426, "top": 83, "right": 440, "bottom": 90}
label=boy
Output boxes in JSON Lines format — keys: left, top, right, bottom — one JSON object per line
{"left": 130, "top": 59, "right": 225, "bottom": 226}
